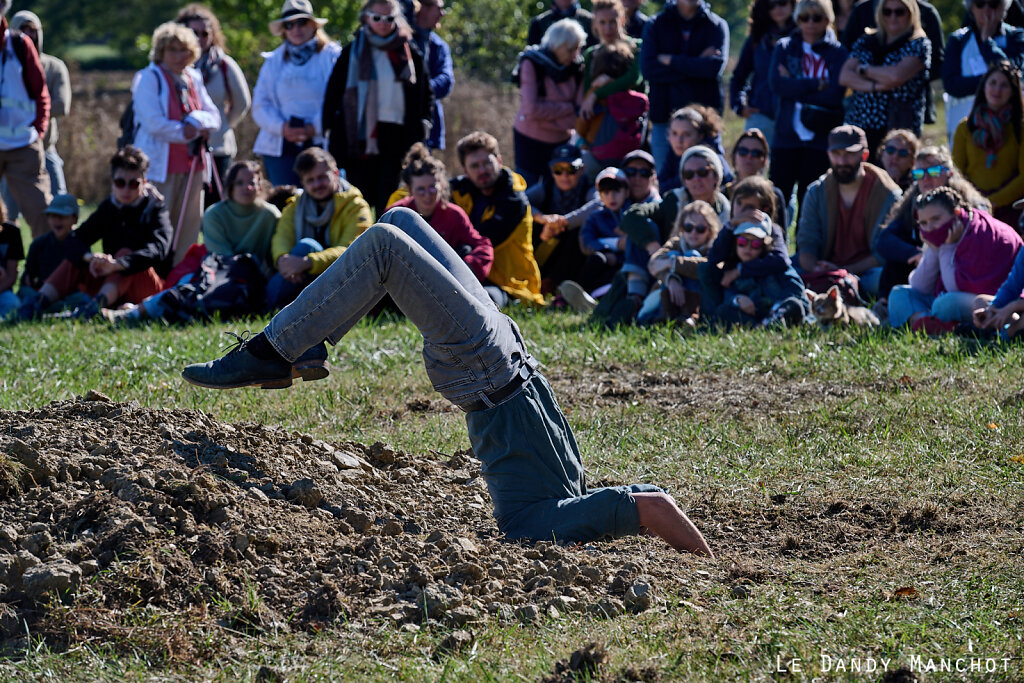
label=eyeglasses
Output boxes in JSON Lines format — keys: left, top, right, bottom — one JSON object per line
{"left": 735, "top": 146, "right": 767, "bottom": 159}
{"left": 681, "top": 222, "right": 708, "bottom": 234}
{"left": 366, "top": 12, "right": 396, "bottom": 23}
{"left": 881, "top": 6, "right": 909, "bottom": 17}
{"left": 413, "top": 186, "right": 439, "bottom": 196}
{"left": 624, "top": 167, "right": 654, "bottom": 178}
{"left": 551, "top": 165, "right": 580, "bottom": 176}
{"left": 910, "top": 165, "right": 950, "bottom": 180}
{"left": 282, "top": 18, "right": 310, "bottom": 30}
{"left": 973, "top": 0, "right": 1002, "bottom": 8}
{"left": 883, "top": 145, "right": 911, "bottom": 158}
{"left": 681, "top": 167, "right": 713, "bottom": 180}
{"left": 735, "top": 235, "right": 765, "bottom": 249}
{"left": 797, "top": 13, "right": 825, "bottom": 22}
{"left": 113, "top": 177, "right": 142, "bottom": 190}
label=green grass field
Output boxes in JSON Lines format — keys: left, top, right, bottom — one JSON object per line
{"left": 0, "top": 311, "right": 1022, "bottom": 681}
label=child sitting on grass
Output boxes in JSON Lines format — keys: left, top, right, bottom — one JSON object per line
{"left": 647, "top": 200, "right": 720, "bottom": 326}
{"left": 17, "top": 194, "right": 86, "bottom": 317}
{"left": 704, "top": 214, "right": 809, "bottom": 329}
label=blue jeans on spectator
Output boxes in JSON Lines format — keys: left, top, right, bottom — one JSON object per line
{"left": 265, "top": 238, "right": 324, "bottom": 311}
{"left": 262, "top": 153, "right": 302, "bottom": 188}
{"left": 649, "top": 122, "right": 671, "bottom": 177}
{"left": 0, "top": 290, "right": 18, "bottom": 319}
{"left": 888, "top": 286, "right": 978, "bottom": 327}
{"left": 858, "top": 266, "right": 883, "bottom": 299}
{"left": 261, "top": 206, "right": 659, "bottom": 543}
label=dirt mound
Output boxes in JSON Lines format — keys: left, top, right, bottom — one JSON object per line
{"left": 0, "top": 393, "right": 680, "bottom": 655}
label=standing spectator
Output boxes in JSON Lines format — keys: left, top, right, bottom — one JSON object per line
{"left": 388, "top": 143, "right": 493, "bottom": 282}
{"left": 323, "top": 0, "right": 433, "bottom": 215}
{"left": 768, "top": 0, "right": 847, "bottom": 219}
{"left": 513, "top": 19, "right": 586, "bottom": 187}
{"left": 952, "top": 60, "right": 1024, "bottom": 226}
{"left": 876, "top": 129, "right": 919, "bottom": 190}
{"left": 623, "top": 0, "right": 651, "bottom": 39}
{"left": 796, "top": 125, "right": 902, "bottom": 297}
{"left": 450, "top": 131, "right": 544, "bottom": 307}
{"left": 202, "top": 160, "right": 281, "bottom": 277}
{"left": 0, "top": 2, "right": 50, "bottom": 239}
{"left": 413, "top": 0, "right": 454, "bottom": 150}
{"left": 943, "top": 0, "right": 1024, "bottom": 145}
{"left": 176, "top": 4, "right": 252, "bottom": 206}
{"left": 528, "top": 0, "right": 595, "bottom": 47}
{"left": 132, "top": 22, "right": 221, "bottom": 266}
{"left": 840, "top": 0, "right": 930, "bottom": 156}
{"left": 640, "top": 0, "right": 729, "bottom": 171}
{"left": 252, "top": 0, "right": 340, "bottom": 187}
{"left": 731, "top": 0, "right": 796, "bottom": 143}
{"left": 5, "top": 12, "right": 69, "bottom": 218}
{"left": 841, "top": 0, "right": 944, "bottom": 125}
{"left": 835, "top": 0, "right": 858, "bottom": 33}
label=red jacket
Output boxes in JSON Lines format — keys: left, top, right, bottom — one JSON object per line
{"left": 392, "top": 197, "right": 494, "bottom": 281}
{"left": 0, "top": 18, "right": 49, "bottom": 137}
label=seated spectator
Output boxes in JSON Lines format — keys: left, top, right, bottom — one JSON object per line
{"left": 700, "top": 176, "right": 793, "bottom": 313}
{"left": 888, "top": 186, "right": 1022, "bottom": 331}
{"left": 972, "top": 236, "right": 1024, "bottom": 338}
{"left": 0, "top": 202, "right": 21, "bottom": 319}
{"left": 952, "top": 60, "right": 1024, "bottom": 227}
{"left": 0, "top": 4, "right": 51, "bottom": 239}
{"left": 724, "top": 128, "right": 789, "bottom": 228}
{"left": 877, "top": 129, "right": 920, "bottom": 191}
{"left": 202, "top": 160, "right": 281, "bottom": 278}
{"left": 796, "top": 125, "right": 902, "bottom": 297}
{"left": 450, "top": 131, "right": 545, "bottom": 307}
{"left": 572, "top": 167, "right": 633, "bottom": 299}
{"left": 513, "top": 19, "right": 586, "bottom": 187}
{"left": 132, "top": 22, "right": 221, "bottom": 266}
{"left": 875, "top": 145, "right": 990, "bottom": 303}
{"left": 657, "top": 105, "right": 733, "bottom": 194}
{"left": 704, "top": 214, "right": 809, "bottom": 328}
{"left": 648, "top": 199, "right": 721, "bottom": 325}
{"left": 388, "top": 143, "right": 493, "bottom": 282}
{"left": 266, "top": 147, "right": 372, "bottom": 310}
{"left": 942, "top": 0, "right": 1024, "bottom": 146}
{"left": 19, "top": 147, "right": 172, "bottom": 320}
{"left": 528, "top": 0, "right": 595, "bottom": 46}
{"left": 622, "top": 150, "right": 660, "bottom": 204}
{"left": 839, "top": 0, "right": 931, "bottom": 153}
{"left": 526, "top": 144, "right": 598, "bottom": 293}
{"left": 17, "top": 193, "right": 80, "bottom": 316}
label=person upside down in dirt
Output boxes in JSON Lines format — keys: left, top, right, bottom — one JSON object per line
{"left": 182, "top": 205, "right": 714, "bottom": 557}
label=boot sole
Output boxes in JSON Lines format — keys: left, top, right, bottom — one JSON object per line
{"left": 181, "top": 372, "right": 294, "bottom": 390}
{"left": 292, "top": 360, "right": 331, "bottom": 382}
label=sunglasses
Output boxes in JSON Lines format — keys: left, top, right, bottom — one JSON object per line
{"left": 910, "top": 165, "right": 950, "bottom": 180}
{"left": 282, "top": 17, "right": 310, "bottom": 30}
{"left": 735, "top": 146, "right": 767, "bottom": 159}
{"left": 768, "top": 0, "right": 791, "bottom": 7}
{"left": 735, "top": 235, "right": 765, "bottom": 249}
{"left": 881, "top": 6, "right": 909, "bottom": 16}
{"left": 682, "top": 167, "right": 713, "bottom": 180}
{"left": 883, "top": 145, "right": 911, "bottom": 157}
{"left": 624, "top": 167, "right": 654, "bottom": 178}
{"left": 551, "top": 165, "right": 580, "bottom": 176}
{"left": 974, "top": 0, "right": 1002, "bottom": 8}
{"left": 797, "top": 13, "right": 825, "bottom": 22}
{"left": 682, "top": 222, "right": 708, "bottom": 234}
{"left": 112, "top": 177, "right": 142, "bottom": 189}
{"left": 366, "top": 12, "right": 396, "bottom": 23}
{"left": 413, "top": 185, "right": 439, "bottom": 196}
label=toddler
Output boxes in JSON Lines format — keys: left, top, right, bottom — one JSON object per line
{"left": 648, "top": 200, "right": 720, "bottom": 325}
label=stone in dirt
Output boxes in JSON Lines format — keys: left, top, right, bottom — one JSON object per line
{"left": 20, "top": 560, "right": 82, "bottom": 599}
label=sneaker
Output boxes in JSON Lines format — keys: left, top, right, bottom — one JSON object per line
{"left": 557, "top": 280, "right": 597, "bottom": 314}
{"left": 910, "top": 315, "right": 958, "bottom": 335}
{"left": 292, "top": 342, "right": 330, "bottom": 382}
{"left": 182, "top": 332, "right": 294, "bottom": 389}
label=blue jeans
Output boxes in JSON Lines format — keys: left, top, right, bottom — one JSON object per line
{"left": 0, "top": 289, "right": 18, "bottom": 319}
{"left": 744, "top": 113, "right": 776, "bottom": 146}
{"left": 858, "top": 266, "right": 883, "bottom": 299}
{"left": 888, "top": 286, "right": 977, "bottom": 327}
{"left": 264, "top": 238, "right": 324, "bottom": 311}
{"left": 263, "top": 207, "right": 659, "bottom": 543}
{"left": 649, "top": 122, "right": 671, "bottom": 177}
{"left": 262, "top": 153, "right": 301, "bottom": 187}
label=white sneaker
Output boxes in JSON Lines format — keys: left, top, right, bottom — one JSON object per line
{"left": 557, "top": 280, "right": 597, "bottom": 313}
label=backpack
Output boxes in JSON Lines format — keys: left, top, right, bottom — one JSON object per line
{"left": 157, "top": 252, "right": 266, "bottom": 324}
{"left": 117, "top": 69, "right": 162, "bottom": 149}
{"left": 4, "top": 29, "right": 41, "bottom": 96}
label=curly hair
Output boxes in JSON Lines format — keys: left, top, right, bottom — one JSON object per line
{"left": 111, "top": 146, "right": 150, "bottom": 177}
{"left": 149, "top": 21, "right": 201, "bottom": 64}
{"left": 916, "top": 186, "right": 968, "bottom": 215}
{"left": 456, "top": 131, "right": 500, "bottom": 166}
{"left": 400, "top": 143, "right": 451, "bottom": 203}
{"left": 669, "top": 105, "right": 723, "bottom": 144}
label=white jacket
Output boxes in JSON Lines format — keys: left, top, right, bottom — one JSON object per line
{"left": 131, "top": 63, "right": 221, "bottom": 183}
{"left": 251, "top": 41, "right": 341, "bottom": 158}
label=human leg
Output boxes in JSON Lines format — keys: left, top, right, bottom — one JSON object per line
{"left": 633, "top": 492, "right": 714, "bottom": 557}
{"left": 648, "top": 122, "right": 670, "bottom": 174}
{"left": 857, "top": 266, "right": 883, "bottom": 299}
{"left": 0, "top": 179, "right": 18, "bottom": 222}
{"left": 262, "top": 153, "right": 300, "bottom": 187}
{"left": 0, "top": 290, "right": 18, "bottom": 319}
{"left": 264, "top": 238, "right": 325, "bottom": 311}
{"left": 44, "top": 146, "right": 67, "bottom": 196}
{"left": 3, "top": 140, "right": 52, "bottom": 238}
{"left": 888, "top": 284, "right": 933, "bottom": 326}
{"left": 930, "top": 291, "right": 978, "bottom": 323}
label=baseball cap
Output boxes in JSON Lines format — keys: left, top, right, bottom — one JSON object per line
{"left": 595, "top": 167, "right": 628, "bottom": 188}
{"left": 828, "top": 125, "right": 868, "bottom": 152}
{"left": 44, "top": 193, "right": 80, "bottom": 216}
{"left": 621, "top": 149, "right": 656, "bottom": 168}
{"left": 549, "top": 144, "right": 584, "bottom": 170}
{"left": 734, "top": 215, "right": 772, "bottom": 241}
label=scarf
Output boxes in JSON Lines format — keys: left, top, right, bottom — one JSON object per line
{"left": 197, "top": 46, "right": 232, "bottom": 114}
{"left": 293, "top": 188, "right": 336, "bottom": 246}
{"left": 971, "top": 104, "right": 1013, "bottom": 168}
{"left": 343, "top": 27, "right": 415, "bottom": 157}
{"left": 285, "top": 37, "right": 318, "bottom": 66}
{"left": 517, "top": 45, "right": 583, "bottom": 85}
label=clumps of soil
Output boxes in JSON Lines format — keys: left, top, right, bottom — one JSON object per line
{"left": 0, "top": 394, "right": 676, "bottom": 654}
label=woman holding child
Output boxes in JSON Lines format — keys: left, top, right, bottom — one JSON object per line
{"left": 647, "top": 200, "right": 720, "bottom": 326}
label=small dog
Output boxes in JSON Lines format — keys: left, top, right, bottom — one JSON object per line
{"left": 806, "top": 285, "right": 880, "bottom": 327}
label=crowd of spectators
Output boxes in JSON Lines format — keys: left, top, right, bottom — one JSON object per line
{"left": 1, "top": 0, "right": 1023, "bottom": 340}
